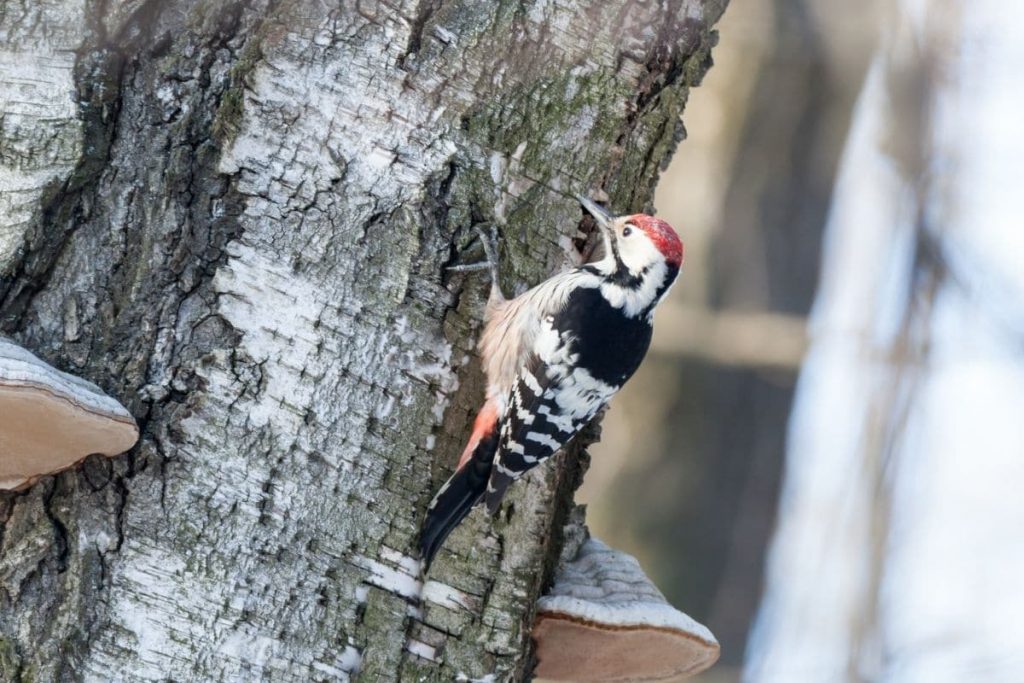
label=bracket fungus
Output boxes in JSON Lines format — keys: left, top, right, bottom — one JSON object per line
{"left": 533, "top": 537, "right": 720, "bottom": 682}
{"left": 0, "top": 337, "right": 138, "bottom": 491}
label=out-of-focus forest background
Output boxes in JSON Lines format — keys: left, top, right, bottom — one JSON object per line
{"left": 581, "top": 0, "right": 1024, "bottom": 681}
{"left": 583, "top": 0, "right": 883, "bottom": 676}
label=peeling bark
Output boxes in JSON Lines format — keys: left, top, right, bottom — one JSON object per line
{"left": 0, "top": 0, "right": 726, "bottom": 680}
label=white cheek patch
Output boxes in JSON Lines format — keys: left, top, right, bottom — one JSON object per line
{"left": 618, "top": 235, "right": 663, "bottom": 274}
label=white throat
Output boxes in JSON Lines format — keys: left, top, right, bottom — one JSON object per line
{"left": 598, "top": 260, "right": 670, "bottom": 318}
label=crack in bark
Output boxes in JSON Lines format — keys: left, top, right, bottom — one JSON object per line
{"left": 0, "top": 48, "right": 125, "bottom": 330}
{"left": 40, "top": 481, "right": 69, "bottom": 574}
{"left": 399, "top": 0, "right": 443, "bottom": 69}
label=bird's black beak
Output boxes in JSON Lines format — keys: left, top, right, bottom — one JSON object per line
{"left": 577, "top": 195, "right": 614, "bottom": 234}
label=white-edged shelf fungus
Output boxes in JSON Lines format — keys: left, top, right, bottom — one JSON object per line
{"left": 0, "top": 337, "right": 138, "bottom": 490}
{"left": 533, "top": 537, "right": 720, "bottom": 682}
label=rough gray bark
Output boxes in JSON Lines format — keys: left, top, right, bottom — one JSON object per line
{"left": 0, "top": 0, "right": 725, "bottom": 680}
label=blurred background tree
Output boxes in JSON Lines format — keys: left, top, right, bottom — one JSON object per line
{"left": 583, "top": 1, "right": 883, "bottom": 677}
{"left": 586, "top": 0, "right": 1024, "bottom": 682}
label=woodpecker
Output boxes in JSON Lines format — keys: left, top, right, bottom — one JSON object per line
{"left": 419, "top": 196, "right": 683, "bottom": 569}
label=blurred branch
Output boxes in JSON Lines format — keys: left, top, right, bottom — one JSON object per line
{"left": 651, "top": 305, "right": 807, "bottom": 370}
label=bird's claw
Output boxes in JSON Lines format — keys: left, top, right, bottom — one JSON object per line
{"left": 447, "top": 225, "right": 501, "bottom": 283}
{"left": 475, "top": 225, "right": 500, "bottom": 273}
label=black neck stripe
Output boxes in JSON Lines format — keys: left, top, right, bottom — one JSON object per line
{"left": 640, "top": 263, "right": 679, "bottom": 317}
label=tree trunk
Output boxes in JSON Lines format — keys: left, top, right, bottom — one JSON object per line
{"left": 0, "top": 0, "right": 725, "bottom": 680}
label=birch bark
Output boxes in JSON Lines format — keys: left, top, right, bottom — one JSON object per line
{"left": 0, "top": 1, "right": 725, "bottom": 680}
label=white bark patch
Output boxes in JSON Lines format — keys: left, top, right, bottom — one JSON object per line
{"left": 0, "top": 0, "right": 87, "bottom": 273}
{"left": 423, "top": 579, "right": 481, "bottom": 612}
{"left": 352, "top": 553, "right": 423, "bottom": 601}
{"left": 406, "top": 638, "right": 440, "bottom": 662}
{"left": 94, "top": 10, "right": 470, "bottom": 679}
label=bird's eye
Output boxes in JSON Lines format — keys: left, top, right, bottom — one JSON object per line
{"left": 622, "top": 225, "right": 633, "bottom": 237}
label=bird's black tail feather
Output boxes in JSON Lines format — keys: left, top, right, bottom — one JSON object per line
{"left": 419, "top": 432, "right": 498, "bottom": 570}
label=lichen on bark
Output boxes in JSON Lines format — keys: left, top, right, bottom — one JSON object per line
{"left": 0, "top": 0, "right": 726, "bottom": 680}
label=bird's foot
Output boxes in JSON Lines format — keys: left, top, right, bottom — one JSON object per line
{"left": 448, "top": 226, "right": 502, "bottom": 294}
